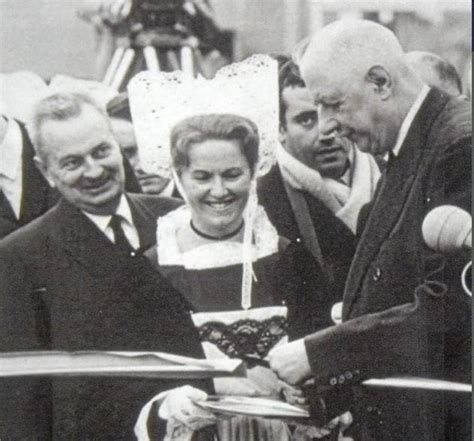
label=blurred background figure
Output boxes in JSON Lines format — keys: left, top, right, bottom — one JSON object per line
{"left": 0, "top": 71, "right": 58, "bottom": 239}
{"left": 76, "top": 0, "right": 231, "bottom": 83}
{"left": 110, "top": 117, "right": 172, "bottom": 194}
{"left": 405, "top": 50, "right": 463, "bottom": 96}
{"left": 107, "top": 93, "right": 173, "bottom": 194}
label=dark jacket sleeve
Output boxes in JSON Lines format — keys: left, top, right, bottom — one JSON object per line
{"left": 0, "top": 246, "right": 52, "bottom": 440}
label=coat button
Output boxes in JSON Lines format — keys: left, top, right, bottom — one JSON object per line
{"left": 345, "top": 371, "right": 353, "bottom": 380}
{"left": 372, "top": 267, "right": 381, "bottom": 281}
{"left": 329, "top": 377, "right": 338, "bottom": 386}
{"left": 296, "top": 237, "right": 302, "bottom": 243}
{"left": 426, "top": 197, "right": 431, "bottom": 204}
{"left": 338, "top": 375, "right": 346, "bottom": 384}
{"left": 130, "top": 251, "right": 136, "bottom": 257}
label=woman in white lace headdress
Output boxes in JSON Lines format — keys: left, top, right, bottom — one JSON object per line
{"left": 129, "top": 57, "right": 330, "bottom": 441}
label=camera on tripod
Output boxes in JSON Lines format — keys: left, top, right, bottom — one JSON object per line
{"left": 129, "top": 0, "right": 186, "bottom": 32}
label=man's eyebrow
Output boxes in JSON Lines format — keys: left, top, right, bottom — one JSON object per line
{"left": 294, "top": 110, "right": 317, "bottom": 118}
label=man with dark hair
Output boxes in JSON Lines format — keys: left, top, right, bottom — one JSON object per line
{"left": 0, "top": 91, "right": 202, "bottom": 440}
{"left": 405, "top": 51, "right": 463, "bottom": 96}
{"left": 258, "top": 60, "right": 380, "bottom": 316}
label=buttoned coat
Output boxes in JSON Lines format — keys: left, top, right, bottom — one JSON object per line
{"left": 0, "top": 194, "right": 210, "bottom": 440}
{"left": 305, "top": 88, "right": 471, "bottom": 440}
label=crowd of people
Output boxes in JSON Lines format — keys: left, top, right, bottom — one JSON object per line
{"left": 0, "top": 10, "right": 471, "bottom": 441}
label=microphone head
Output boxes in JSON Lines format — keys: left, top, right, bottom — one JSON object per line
{"left": 422, "top": 205, "right": 472, "bottom": 253}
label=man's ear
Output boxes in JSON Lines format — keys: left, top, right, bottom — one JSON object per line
{"left": 365, "top": 65, "right": 392, "bottom": 100}
{"left": 34, "top": 155, "right": 56, "bottom": 188}
{"left": 278, "top": 125, "right": 287, "bottom": 145}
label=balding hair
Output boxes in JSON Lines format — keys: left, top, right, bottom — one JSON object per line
{"left": 29, "top": 91, "right": 109, "bottom": 161}
{"left": 405, "top": 51, "right": 462, "bottom": 96}
{"left": 297, "top": 19, "right": 411, "bottom": 82}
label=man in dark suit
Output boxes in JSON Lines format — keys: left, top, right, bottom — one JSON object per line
{"left": 268, "top": 20, "right": 471, "bottom": 441}
{"left": 0, "top": 92, "right": 207, "bottom": 440}
{"left": 258, "top": 60, "right": 379, "bottom": 318}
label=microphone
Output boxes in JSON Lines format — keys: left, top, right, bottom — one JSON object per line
{"left": 422, "top": 205, "right": 472, "bottom": 297}
{"left": 422, "top": 205, "right": 471, "bottom": 253}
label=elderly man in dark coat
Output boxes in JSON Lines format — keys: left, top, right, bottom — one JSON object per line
{"left": 0, "top": 92, "right": 208, "bottom": 440}
{"left": 268, "top": 19, "right": 471, "bottom": 441}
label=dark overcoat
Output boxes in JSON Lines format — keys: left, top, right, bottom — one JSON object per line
{"left": 0, "top": 193, "right": 209, "bottom": 440}
{"left": 305, "top": 88, "right": 471, "bottom": 440}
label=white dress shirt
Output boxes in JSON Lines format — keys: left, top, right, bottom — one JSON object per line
{"left": 391, "top": 85, "right": 431, "bottom": 158}
{"left": 0, "top": 118, "right": 23, "bottom": 219}
{"left": 83, "top": 195, "right": 140, "bottom": 249}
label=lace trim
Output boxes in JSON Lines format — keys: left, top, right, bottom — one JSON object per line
{"left": 156, "top": 205, "right": 279, "bottom": 269}
{"left": 198, "top": 316, "right": 288, "bottom": 361}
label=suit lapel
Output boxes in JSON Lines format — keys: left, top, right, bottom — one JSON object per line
{"left": 56, "top": 200, "right": 122, "bottom": 277}
{"left": 258, "top": 165, "right": 300, "bottom": 242}
{"left": 343, "top": 89, "right": 449, "bottom": 317}
{"left": 127, "top": 194, "right": 157, "bottom": 251}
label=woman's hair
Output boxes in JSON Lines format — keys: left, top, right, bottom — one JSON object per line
{"left": 170, "top": 113, "right": 260, "bottom": 176}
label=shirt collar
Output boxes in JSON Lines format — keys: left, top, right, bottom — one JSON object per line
{"left": 82, "top": 194, "right": 134, "bottom": 233}
{"left": 0, "top": 118, "right": 22, "bottom": 179}
{"left": 390, "top": 85, "right": 430, "bottom": 158}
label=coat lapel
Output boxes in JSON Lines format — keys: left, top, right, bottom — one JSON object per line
{"left": 257, "top": 165, "right": 300, "bottom": 242}
{"left": 127, "top": 194, "right": 158, "bottom": 251}
{"left": 343, "top": 89, "right": 450, "bottom": 317}
{"left": 55, "top": 200, "right": 122, "bottom": 277}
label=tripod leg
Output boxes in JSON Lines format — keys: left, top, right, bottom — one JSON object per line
{"left": 180, "top": 46, "right": 195, "bottom": 76}
{"left": 166, "top": 50, "right": 180, "bottom": 72}
{"left": 110, "top": 48, "right": 136, "bottom": 91}
{"left": 143, "top": 46, "right": 160, "bottom": 72}
{"left": 103, "top": 46, "right": 126, "bottom": 86}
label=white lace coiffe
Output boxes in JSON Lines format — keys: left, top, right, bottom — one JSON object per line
{"left": 127, "top": 54, "right": 279, "bottom": 179}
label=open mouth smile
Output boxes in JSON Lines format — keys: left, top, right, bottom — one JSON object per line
{"left": 204, "top": 198, "right": 237, "bottom": 211}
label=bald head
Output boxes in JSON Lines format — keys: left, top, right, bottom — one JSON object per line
{"left": 297, "top": 20, "right": 407, "bottom": 83}
{"left": 405, "top": 51, "right": 462, "bottom": 96}
{"left": 296, "top": 19, "right": 424, "bottom": 156}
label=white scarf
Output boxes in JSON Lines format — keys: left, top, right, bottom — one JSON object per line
{"left": 277, "top": 143, "right": 381, "bottom": 233}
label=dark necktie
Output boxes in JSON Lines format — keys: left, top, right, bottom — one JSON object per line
{"left": 109, "top": 214, "right": 134, "bottom": 254}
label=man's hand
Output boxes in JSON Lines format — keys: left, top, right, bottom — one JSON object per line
{"left": 267, "top": 338, "right": 312, "bottom": 385}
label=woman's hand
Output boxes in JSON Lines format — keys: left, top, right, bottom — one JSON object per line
{"left": 159, "top": 385, "right": 217, "bottom": 431}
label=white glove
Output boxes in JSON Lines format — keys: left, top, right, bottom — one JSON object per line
{"left": 159, "top": 385, "right": 217, "bottom": 431}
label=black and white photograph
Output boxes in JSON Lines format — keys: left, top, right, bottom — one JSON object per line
{"left": 0, "top": 1, "right": 471, "bottom": 440}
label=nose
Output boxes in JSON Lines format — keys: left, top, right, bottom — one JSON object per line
{"left": 83, "top": 157, "right": 104, "bottom": 179}
{"left": 317, "top": 107, "right": 340, "bottom": 137}
{"left": 209, "top": 176, "right": 227, "bottom": 198}
{"left": 319, "top": 129, "right": 337, "bottom": 147}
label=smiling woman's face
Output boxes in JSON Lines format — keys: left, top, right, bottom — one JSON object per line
{"left": 179, "top": 138, "right": 253, "bottom": 237}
